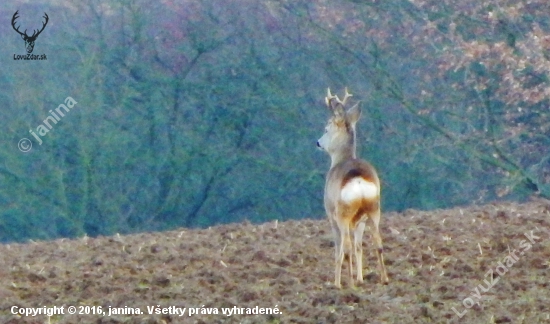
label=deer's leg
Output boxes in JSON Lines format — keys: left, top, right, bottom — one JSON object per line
{"left": 335, "top": 224, "right": 345, "bottom": 289}
{"left": 334, "top": 215, "right": 351, "bottom": 289}
{"left": 330, "top": 213, "right": 344, "bottom": 288}
{"left": 329, "top": 217, "right": 340, "bottom": 263}
{"left": 354, "top": 221, "right": 366, "bottom": 283}
{"left": 345, "top": 224, "right": 354, "bottom": 287}
{"left": 370, "top": 209, "right": 389, "bottom": 284}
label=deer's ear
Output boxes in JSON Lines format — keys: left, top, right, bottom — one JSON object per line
{"left": 346, "top": 103, "right": 361, "bottom": 124}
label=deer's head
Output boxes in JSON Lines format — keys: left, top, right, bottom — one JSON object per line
{"left": 317, "top": 88, "right": 361, "bottom": 163}
{"left": 12, "top": 11, "right": 49, "bottom": 54}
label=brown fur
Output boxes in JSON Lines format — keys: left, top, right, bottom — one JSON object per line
{"left": 340, "top": 160, "right": 379, "bottom": 187}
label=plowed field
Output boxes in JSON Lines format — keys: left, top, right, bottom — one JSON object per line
{"left": 1, "top": 200, "right": 550, "bottom": 323}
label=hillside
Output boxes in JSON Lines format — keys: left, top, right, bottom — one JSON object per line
{"left": 1, "top": 200, "right": 550, "bottom": 323}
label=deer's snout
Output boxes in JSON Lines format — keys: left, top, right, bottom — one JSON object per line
{"left": 316, "top": 141, "right": 321, "bottom": 148}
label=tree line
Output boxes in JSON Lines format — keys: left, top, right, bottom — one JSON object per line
{"left": 1, "top": 0, "right": 549, "bottom": 242}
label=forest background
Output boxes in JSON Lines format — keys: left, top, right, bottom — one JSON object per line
{"left": 1, "top": 0, "right": 549, "bottom": 242}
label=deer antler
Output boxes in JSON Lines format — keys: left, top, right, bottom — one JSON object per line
{"left": 11, "top": 11, "right": 48, "bottom": 39}
{"left": 338, "top": 87, "right": 353, "bottom": 106}
{"left": 325, "top": 88, "right": 353, "bottom": 114}
{"left": 31, "top": 13, "right": 49, "bottom": 38}
{"left": 11, "top": 11, "right": 25, "bottom": 37}
{"left": 325, "top": 88, "right": 338, "bottom": 108}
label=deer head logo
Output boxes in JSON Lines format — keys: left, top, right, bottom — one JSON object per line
{"left": 11, "top": 11, "right": 49, "bottom": 54}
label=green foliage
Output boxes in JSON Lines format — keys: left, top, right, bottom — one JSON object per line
{"left": 0, "top": 0, "right": 548, "bottom": 242}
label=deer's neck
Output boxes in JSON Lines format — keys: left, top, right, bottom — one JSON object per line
{"left": 330, "top": 144, "right": 356, "bottom": 168}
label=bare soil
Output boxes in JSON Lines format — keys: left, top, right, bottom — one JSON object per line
{"left": 1, "top": 199, "right": 550, "bottom": 324}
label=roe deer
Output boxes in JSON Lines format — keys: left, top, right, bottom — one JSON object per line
{"left": 316, "top": 88, "right": 389, "bottom": 288}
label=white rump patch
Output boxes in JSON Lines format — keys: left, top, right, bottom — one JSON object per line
{"left": 340, "top": 178, "right": 378, "bottom": 203}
